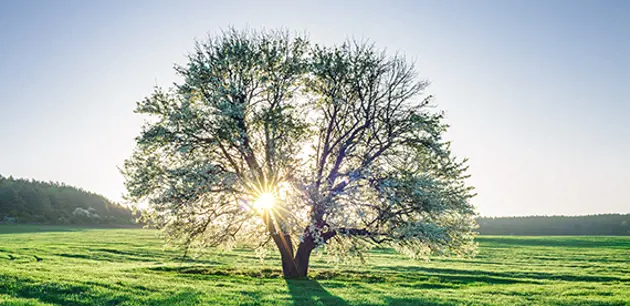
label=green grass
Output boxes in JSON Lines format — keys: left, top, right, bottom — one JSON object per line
{"left": 0, "top": 225, "right": 629, "bottom": 305}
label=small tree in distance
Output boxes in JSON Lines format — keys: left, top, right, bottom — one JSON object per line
{"left": 123, "top": 28, "right": 477, "bottom": 278}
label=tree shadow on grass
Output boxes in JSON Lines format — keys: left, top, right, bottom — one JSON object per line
{"left": 285, "top": 278, "right": 463, "bottom": 306}
{"left": 285, "top": 278, "right": 348, "bottom": 306}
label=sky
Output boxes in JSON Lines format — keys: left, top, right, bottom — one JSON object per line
{"left": 0, "top": 0, "right": 628, "bottom": 217}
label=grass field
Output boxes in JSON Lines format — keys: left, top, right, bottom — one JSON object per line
{"left": 0, "top": 225, "right": 629, "bottom": 305}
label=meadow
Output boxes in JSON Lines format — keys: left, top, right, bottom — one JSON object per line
{"left": 0, "top": 225, "right": 628, "bottom": 305}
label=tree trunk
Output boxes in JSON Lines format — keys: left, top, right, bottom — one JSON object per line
{"left": 294, "top": 238, "right": 315, "bottom": 277}
{"left": 265, "top": 208, "right": 319, "bottom": 278}
{"left": 272, "top": 233, "right": 315, "bottom": 278}
{"left": 271, "top": 233, "right": 299, "bottom": 278}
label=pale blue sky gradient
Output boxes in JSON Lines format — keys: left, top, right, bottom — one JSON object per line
{"left": 1, "top": 0, "right": 628, "bottom": 216}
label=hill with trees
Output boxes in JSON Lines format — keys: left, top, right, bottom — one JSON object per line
{"left": 0, "top": 174, "right": 135, "bottom": 225}
{"left": 477, "top": 214, "right": 630, "bottom": 236}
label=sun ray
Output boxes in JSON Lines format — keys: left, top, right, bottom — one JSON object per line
{"left": 253, "top": 192, "right": 275, "bottom": 211}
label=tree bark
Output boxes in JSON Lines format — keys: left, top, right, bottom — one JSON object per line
{"left": 271, "top": 233, "right": 299, "bottom": 278}
{"left": 265, "top": 210, "right": 319, "bottom": 278}
{"left": 294, "top": 238, "right": 315, "bottom": 277}
{"left": 263, "top": 210, "right": 302, "bottom": 278}
{"left": 272, "top": 232, "right": 316, "bottom": 278}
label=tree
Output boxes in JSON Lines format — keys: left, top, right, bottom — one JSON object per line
{"left": 123, "top": 29, "right": 477, "bottom": 278}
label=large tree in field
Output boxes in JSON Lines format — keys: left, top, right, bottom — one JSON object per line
{"left": 123, "top": 29, "right": 477, "bottom": 278}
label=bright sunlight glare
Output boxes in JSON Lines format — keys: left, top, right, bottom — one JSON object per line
{"left": 253, "top": 192, "right": 275, "bottom": 211}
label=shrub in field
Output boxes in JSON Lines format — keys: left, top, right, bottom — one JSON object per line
{"left": 72, "top": 207, "right": 102, "bottom": 224}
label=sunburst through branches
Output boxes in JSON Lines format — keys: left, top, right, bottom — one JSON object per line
{"left": 241, "top": 174, "right": 293, "bottom": 217}
{"left": 253, "top": 192, "right": 275, "bottom": 211}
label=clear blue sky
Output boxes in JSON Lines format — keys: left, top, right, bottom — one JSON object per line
{"left": 1, "top": 0, "right": 628, "bottom": 216}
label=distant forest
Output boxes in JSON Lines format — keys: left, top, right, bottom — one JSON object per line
{"left": 0, "top": 175, "right": 135, "bottom": 225}
{"left": 478, "top": 215, "right": 630, "bottom": 236}
{"left": 2, "top": 174, "right": 629, "bottom": 234}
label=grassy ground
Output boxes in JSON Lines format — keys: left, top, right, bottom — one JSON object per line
{"left": 0, "top": 225, "right": 629, "bottom": 305}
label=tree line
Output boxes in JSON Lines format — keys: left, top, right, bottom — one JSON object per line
{"left": 477, "top": 215, "right": 630, "bottom": 236}
{"left": 3, "top": 173, "right": 627, "bottom": 235}
{"left": 0, "top": 174, "right": 135, "bottom": 225}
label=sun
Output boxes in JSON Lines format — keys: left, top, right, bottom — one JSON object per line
{"left": 253, "top": 192, "right": 275, "bottom": 211}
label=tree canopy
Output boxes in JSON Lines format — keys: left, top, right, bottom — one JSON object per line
{"left": 123, "top": 29, "right": 477, "bottom": 278}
